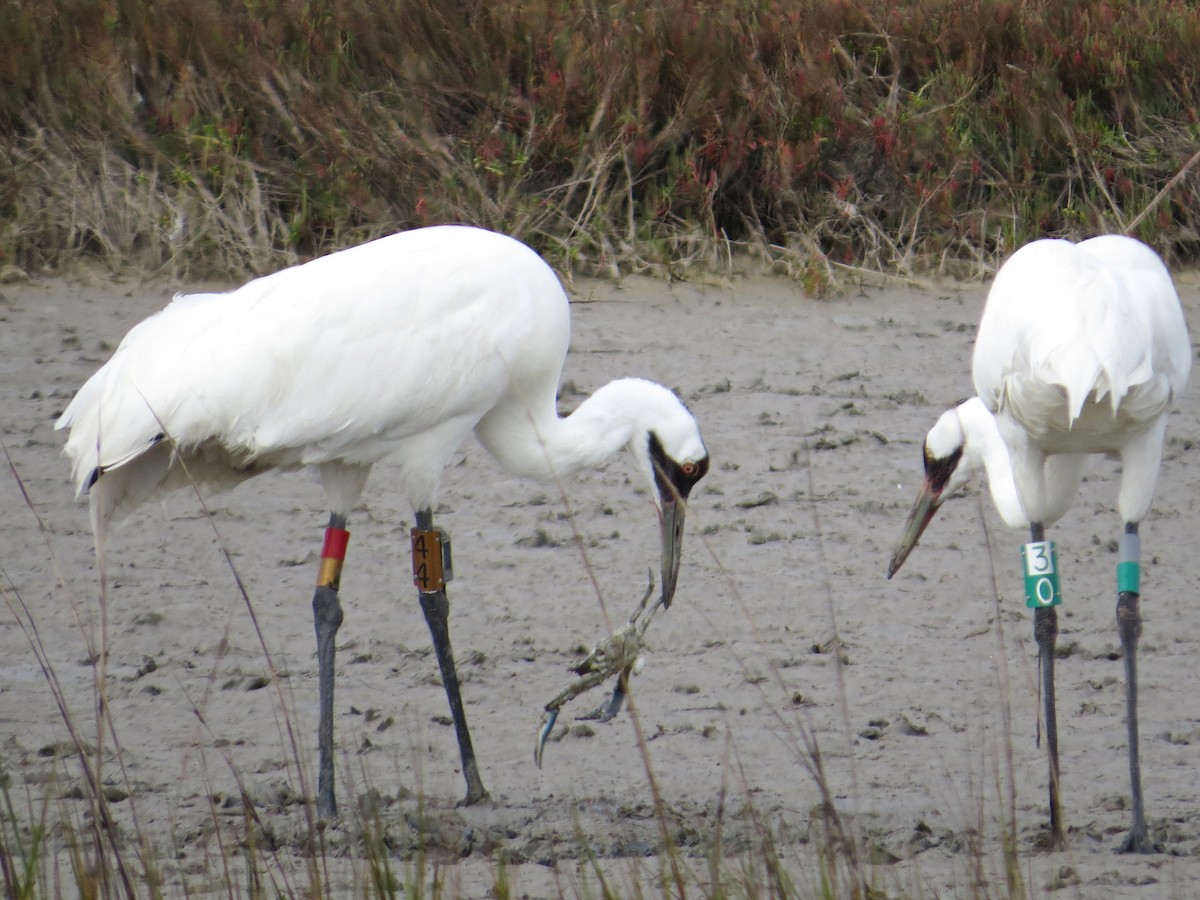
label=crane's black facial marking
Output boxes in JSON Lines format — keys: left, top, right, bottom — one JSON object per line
{"left": 923, "top": 444, "right": 963, "bottom": 495}
{"left": 648, "top": 433, "right": 709, "bottom": 501}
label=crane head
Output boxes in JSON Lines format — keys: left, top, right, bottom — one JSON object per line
{"left": 647, "top": 431, "right": 708, "bottom": 608}
{"left": 887, "top": 406, "right": 971, "bottom": 578}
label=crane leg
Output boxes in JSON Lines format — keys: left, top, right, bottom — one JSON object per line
{"left": 413, "top": 509, "right": 490, "bottom": 806}
{"left": 313, "top": 513, "right": 349, "bottom": 819}
{"left": 1031, "top": 522, "right": 1064, "bottom": 847}
{"left": 1116, "top": 522, "right": 1156, "bottom": 853}
{"left": 1034, "top": 604, "right": 1064, "bottom": 845}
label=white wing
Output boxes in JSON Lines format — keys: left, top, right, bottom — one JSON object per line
{"left": 971, "top": 236, "right": 1190, "bottom": 444}
{"left": 57, "top": 226, "right": 571, "bottom": 499}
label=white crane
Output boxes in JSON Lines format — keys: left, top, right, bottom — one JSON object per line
{"left": 887, "top": 235, "right": 1191, "bottom": 852}
{"left": 56, "top": 224, "right": 710, "bottom": 818}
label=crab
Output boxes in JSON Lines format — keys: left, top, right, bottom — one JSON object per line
{"left": 534, "top": 573, "right": 662, "bottom": 768}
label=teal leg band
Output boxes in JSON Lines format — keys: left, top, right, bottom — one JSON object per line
{"left": 1118, "top": 532, "right": 1141, "bottom": 594}
{"left": 1117, "top": 561, "right": 1140, "bottom": 593}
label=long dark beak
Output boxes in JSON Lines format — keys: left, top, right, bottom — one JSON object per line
{"left": 659, "top": 492, "right": 685, "bottom": 607}
{"left": 888, "top": 478, "right": 941, "bottom": 578}
{"left": 648, "top": 434, "right": 708, "bottom": 607}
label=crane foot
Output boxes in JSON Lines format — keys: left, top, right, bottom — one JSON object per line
{"left": 1117, "top": 825, "right": 1160, "bottom": 854}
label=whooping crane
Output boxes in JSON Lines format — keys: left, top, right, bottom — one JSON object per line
{"left": 888, "top": 235, "right": 1190, "bottom": 852}
{"left": 57, "top": 225, "right": 710, "bottom": 816}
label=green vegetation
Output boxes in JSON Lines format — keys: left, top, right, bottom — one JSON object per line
{"left": 4, "top": 0, "right": 1200, "bottom": 281}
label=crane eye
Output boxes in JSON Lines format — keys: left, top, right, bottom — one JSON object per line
{"left": 681, "top": 462, "right": 697, "bottom": 477}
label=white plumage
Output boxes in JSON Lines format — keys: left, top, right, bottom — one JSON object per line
{"left": 889, "top": 234, "right": 1190, "bottom": 852}
{"left": 890, "top": 235, "right": 1190, "bottom": 548}
{"left": 57, "top": 224, "right": 709, "bottom": 815}
{"left": 61, "top": 226, "right": 706, "bottom": 523}
{"left": 972, "top": 234, "right": 1190, "bottom": 525}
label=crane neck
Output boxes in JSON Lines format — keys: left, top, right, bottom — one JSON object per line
{"left": 958, "top": 398, "right": 1028, "bottom": 528}
{"left": 474, "top": 378, "right": 665, "bottom": 483}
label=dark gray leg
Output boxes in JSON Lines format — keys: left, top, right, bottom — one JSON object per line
{"left": 313, "top": 513, "right": 349, "bottom": 819}
{"left": 1117, "top": 522, "right": 1156, "bottom": 853}
{"left": 1031, "top": 522, "right": 1064, "bottom": 847}
{"left": 413, "top": 509, "right": 489, "bottom": 805}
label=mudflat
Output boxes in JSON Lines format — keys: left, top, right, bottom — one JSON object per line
{"left": 4, "top": 267, "right": 1200, "bottom": 896}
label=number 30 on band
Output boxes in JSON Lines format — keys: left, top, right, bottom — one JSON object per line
{"left": 1022, "top": 540, "right": 1061, "bottom": 608}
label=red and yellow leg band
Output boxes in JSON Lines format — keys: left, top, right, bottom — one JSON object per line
{"left": 316, "top": 527, "right": 351, "bottom": 590}
{"left": 411, "top": 527, "right": 448, "bottom": 593}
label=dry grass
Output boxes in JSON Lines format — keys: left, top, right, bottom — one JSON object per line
{"left": 4, "top": 0, "right": 1200, "bottom": 284}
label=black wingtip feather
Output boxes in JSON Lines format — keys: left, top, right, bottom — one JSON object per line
{"left": 84, "top": 433, "right": 165, "bottom": 492}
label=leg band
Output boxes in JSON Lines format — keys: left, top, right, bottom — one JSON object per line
{"left": 1118, "top": 531, "right": 1141, "bottom": 594}
{"left": 412, "top": 527, "right": 453, "bottom": 592}
{"left": 1022, "top": 540, "right": 1061, "bottom": 608}
{"left": 317, "top": 527, "right": 351, "bottom": 589}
